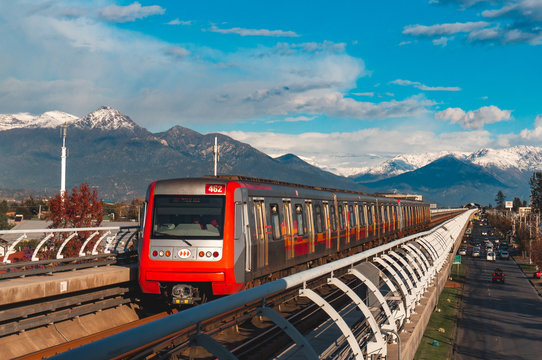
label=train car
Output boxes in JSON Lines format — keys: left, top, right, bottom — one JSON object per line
{"left": 138, "top": 176, "right": 430, "bottom": 305}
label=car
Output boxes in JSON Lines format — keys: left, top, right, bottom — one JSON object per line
{"left": 499, "top": 250, "right": 509, "bottom": 260}
{"left": 482, "top": 231, "right": 488, "bottom": 236}
{"left": 486, "top": 251, "right": 496, "bottom": 261}
{"left": 472, "top": 246, "right": 481, "bottom": 258}
{"left": 459, "top": 247, "right": 467, "bottom": 256}
{"left": 493, "top": 269, "right": 505, "bottom": 283}
{"left": 534, "top": 269, "right": 542, "bottom": 279}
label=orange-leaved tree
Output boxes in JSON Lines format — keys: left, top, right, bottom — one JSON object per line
{"left": 45, "top": 183, "right": 103, "bottom": 257}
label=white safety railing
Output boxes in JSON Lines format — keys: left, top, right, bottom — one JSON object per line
{"left": 51, "top": 210, "right": 475, "bottom": 360}
{"left": 0, "top": 226, "right": 138, "bottom": 270}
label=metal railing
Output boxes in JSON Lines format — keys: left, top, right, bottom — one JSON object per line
{"left": 52, "top": 210, "right": 475, "bottom": 360}
{"left": 0, "top": 226, "right": 138, "bottom": 278}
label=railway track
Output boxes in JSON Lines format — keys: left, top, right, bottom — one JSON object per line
{"left": 7, "top": 210, "right": 463, "bottom": 359}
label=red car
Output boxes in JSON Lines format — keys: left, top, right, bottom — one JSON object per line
{"left": 492, "top": 269, "right": 505, "bottom": 283}
{"left": 534, "top": 269, "right": 542, "bottom": 279}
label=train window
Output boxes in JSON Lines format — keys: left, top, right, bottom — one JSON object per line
{"left": 270, "top": 204, "right": 281, "bottom": 240}
{"left": 295, "top": 204, "right": 304, "bottom": 236}
{"left": 330, "top": 206, "right": 337, "bottom": 231}
{"left": 338, "top": 205, "right": 345, "bottom": 230}
{"left": 151, "top": 195, "right": 225, "bottom": 239}
{"left": 315, "top": 205, "right": 323, "bottom": 233}
{"left": 358, "top": 205, "right": 366, "bottom": 226}
{"left": 348, "top": 205, "right": 355, "bottom": 228}
{"left": 367, "top": 205, "right": 373, "bottom": 226}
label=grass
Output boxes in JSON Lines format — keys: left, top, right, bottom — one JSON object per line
{"left": 414, "top": 263, "right": 465, "bottom": 360}
{"left": 516, "top": 259, "right": 542, "bottom": 290}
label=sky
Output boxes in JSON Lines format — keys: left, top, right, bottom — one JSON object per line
{"left": 1, "top": 0, "right": 542, "bottom": 175}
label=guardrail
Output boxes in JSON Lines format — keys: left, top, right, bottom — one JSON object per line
{"left": 53, "top": 210, "right": 475, "bottom": 360}
{"left": 430, "top": 208, "right": 466, "bottom": 214}
{"left": 0, "top": 226, "right": 139, "bottom": 278}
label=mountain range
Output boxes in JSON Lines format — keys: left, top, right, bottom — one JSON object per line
{"left": 0, "top": 106, "right": 540, "bottom": 207}
{"left": 0, "top": 106, "right": 365, "bottom": 201}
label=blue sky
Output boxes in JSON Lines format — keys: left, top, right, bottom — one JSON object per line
{"left": 1, "top": 0, "right": 542, "bottom": 175}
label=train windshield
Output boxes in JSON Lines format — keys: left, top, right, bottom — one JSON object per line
{"left": 151, "top": 195, "right": 225, "bottom": 239}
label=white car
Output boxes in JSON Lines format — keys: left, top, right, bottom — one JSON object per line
{"left": 458, "top": 248, "right": 467, "bottom": 256}
{"left": 473, "top": 247, "right": 481, "bottom": 258}
{"left": 486, "top": 251, "right": 496, "bottom": 261}
{"left": 500, "top": 250, "right": 510, "bottom": 260}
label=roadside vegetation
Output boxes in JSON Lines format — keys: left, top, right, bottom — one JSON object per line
{"left": 414, "top": 264, "right": 466, "bottom": 360}
{"left": 414, "top": 262, "right": 466, "bottom": 360}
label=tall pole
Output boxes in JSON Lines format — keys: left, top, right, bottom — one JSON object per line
{"left": 61, "top": 125, "right": 67, "bottom": 198}
{"left": 214, "top": 136, "right": 218, "bottom": 177}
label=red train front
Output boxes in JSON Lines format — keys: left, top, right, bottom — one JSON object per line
{"left": 138, "top": 178, "right": 243, "bottom": 304}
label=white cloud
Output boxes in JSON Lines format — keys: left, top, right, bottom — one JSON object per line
{"left": 432, "top": 36, "right": 451, "bottom": 46}
{"left": 209, "top": 25, "right": 299, "bottom": 37}
{"left": 165, "top": 46, "right": 190, "bottom": 59}
{"left": 352, "top": 92, "right": 374, "bottom": 97}
{"left": 167, "top": 19, "right": 191, "bottom": 26}
{"left": 284, "top": 116, "right": 315, "bottom": 122}
{"left": 391, "top": 79, "right": 461, "bottom": 91}
{"left": 435, "top": 105, "right": 511, "bottom": 129}
{"left": 99, "top": 2, "right": 165, "bottom": 23}
{"left": 223, "top": 128, "right": 494, "bottom": 175}
{"left": 519, "top": 115, "right": 542, "bottom": 140}
{"left": 403, "top": 22, "right": 490, "bottom": 36}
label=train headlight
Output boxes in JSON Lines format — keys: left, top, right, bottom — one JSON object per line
{"left": 159, "top": 250, "right": 164, "bottom": 257}
{"left": 206, "top": 251, "right": 212, "bottom": 257}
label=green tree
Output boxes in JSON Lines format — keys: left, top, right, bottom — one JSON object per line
{"left": 530, "top": 172, "right": 542, "bottom": 213}
{"left": 495, "top": 190, "right": 506, "bottom": 210}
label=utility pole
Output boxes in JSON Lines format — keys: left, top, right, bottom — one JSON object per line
{"left": 60, "top": 125, "right": 67, "bottom": 199}
{"left": 213, "top": 136, "right": 218, "bottom": 177}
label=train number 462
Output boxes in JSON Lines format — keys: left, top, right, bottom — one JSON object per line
{"left": 205, "top": 184, "right": 225, "bottom": 194}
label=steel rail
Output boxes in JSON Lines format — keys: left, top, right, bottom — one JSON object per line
{"left": 51, "top": 209, "right": 474, "bottom": 360}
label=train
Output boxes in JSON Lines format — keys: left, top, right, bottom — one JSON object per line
{"left": 138, "top": 176, "right": 430, "bottom": 305}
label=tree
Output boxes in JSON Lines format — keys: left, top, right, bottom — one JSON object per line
{"left": 0, "top": 200, "right": 10, "bottom": 230}
{"left": 46, "top": 183, "right": 103, "bottom": 228}
{"left": 495, "top": 190, "right": 506, "bottom": 210}
{"left": 530, "top": 172, "right": 542, "bottom": 213}
{"left": 512, "top": 197, "right": 523, "bottom": 212}
{"left": 45, "top": 184, "right": 103, "bottom": 258}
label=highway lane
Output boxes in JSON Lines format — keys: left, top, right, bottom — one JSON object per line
{"left": 455, "top": 248, "right": 542, "bottom": 359}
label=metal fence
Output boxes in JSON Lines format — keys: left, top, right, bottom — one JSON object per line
{"left": 0, "top": 226, "right": 139, "bottom": 278}
{"left": 52, "top": 210, "right": 475, "bottom": 360}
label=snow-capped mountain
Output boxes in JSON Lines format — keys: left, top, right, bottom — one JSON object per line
{"left": 467, "top": 146, "right": 542, "bottom": 171}
{"left": 0, "top": 111, "right": 78, "bottom": 130}
{"left": 73, "top": 106, "right": 142, "bottom": 132}
{"left": 351, "top": 146, "right": 542, "bottom": 181}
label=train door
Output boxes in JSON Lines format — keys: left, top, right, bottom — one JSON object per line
{"left": 397, "top": 203, "right": 403, "bottom": 232}
{"left": 359, "top": 204, "right": 367, "bottom": 239}
{"left": 305, "top": 201, "right": 315, "bottom": 254}
{"left": 381, "top": 205, "right": 386, "bottom": 235}
{"left": 348, "top": 204, "right": 354, "bottom": 244}
{"left": 354, "top": 203, "right": 360, "bottom": 241}
{"left": 294, "top": 203, "right": 305, "bottom": 257}
{"left": 338, "top": 204, "right": 345, "bottom": 249}
{"left": 323, "top": 201, "right": 332, "bottom": 249}
{"left": 253, "top": 199, "right": 268, "bottom": 268}
{"left": 330, "top": 203, "right": 338, "bottom": 250}
{"left": 283, "top": 200, "right": 294, "bottom": 260}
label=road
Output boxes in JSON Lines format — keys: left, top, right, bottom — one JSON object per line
{"left": 454, "top": 220, "right": 542, "bottom": 359}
